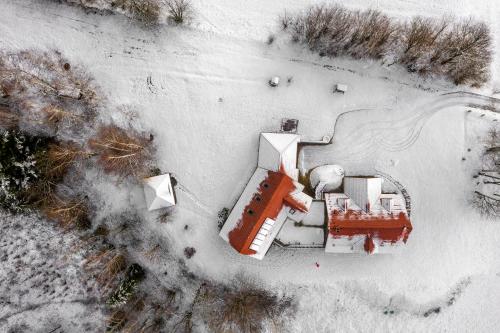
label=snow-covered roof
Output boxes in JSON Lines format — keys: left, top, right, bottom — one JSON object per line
{"left": 324, "top": 178, "right": 412, "bottom": 254}
{"left": 258, "top": 133, "right": 300, "bottom": 180}
{"left": 143, "top": 174, "right": 176, "bottom": 211}
{"left": 344, "top": 177, "right": 382, "bottom": 212}
{"left": 219, "top": 167, "right": 312, "bottom": 260}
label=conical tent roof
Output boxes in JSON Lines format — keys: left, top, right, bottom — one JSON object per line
{"left": 143, "top": 174, "right": 176, "bottom": 211}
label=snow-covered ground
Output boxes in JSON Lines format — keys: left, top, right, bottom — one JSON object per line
{"left": 1, "top": 0, "right": 500, "bottom": 332}
{"left": 0, "top": 212, "right": 103, "bottom": 332}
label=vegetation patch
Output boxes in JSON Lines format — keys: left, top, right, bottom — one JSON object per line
{"left": 284, "top": 4, "right": 492, "bottom": 87}
{"left": 0, "top": 130, "right": 51, "bottom": 212}
{"left": 195, "top": 276, "right": 296, "bottom": 333}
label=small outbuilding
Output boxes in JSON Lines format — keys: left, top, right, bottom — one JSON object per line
{"left": 143, "top": 174, "right": 176, "bottom": 211}
{"left": 334, "top": 83, "right": 348, "bottom": 94}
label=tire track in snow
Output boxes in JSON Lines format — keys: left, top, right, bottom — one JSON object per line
{"left": 301, "top": 92, "right": 500, "bottom": 170}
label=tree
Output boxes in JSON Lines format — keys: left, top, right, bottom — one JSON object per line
{"left": 196, "top": 275, "right": 296, "bottom": 333}
{"left": 89, "top": 125, "right": 153, "bottom": 178}
{"left": 472, "top": 125, "right": 500, "bottom": 218}
{"left": 0, "top": 130, "right": 50, "bottom": 212}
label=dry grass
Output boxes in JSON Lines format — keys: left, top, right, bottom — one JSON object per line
{"left": 107, "top": 309, "right": 127, "bottom": 332}
{"left": 0, "top": 105, "right": 19, "bottom": 129}
{"left": 84, "top": 248, "right": 127, "bottom": 289}
{"left": 42, "top": 104, "right": 83, "bottom": 127}
{"left": 89, "top": 125, "right": 153, "bottom": 178}
{"left": 143, "top": 244, "right": 162, "bottom": 262}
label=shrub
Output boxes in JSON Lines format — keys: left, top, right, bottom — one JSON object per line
{"left": 0, "top": 49, "right": 99, "bottom": 136}
{"left": 24, "top": 141, "right": 88, "bottom": 207}
{"left": 286, "top": 5, "right": 492, "bottom": 87}
{"left": 113, "top": 0, "right": 161, "bottom": 26}
{"left": 89, "top": 125, "right": 153, "bottom": 178}
{"left": 165, "top": 0, "right": 193, "bottom": 24}
{"left": 197, "top": 276, "right": 296, "bottom": 333}
{"left": 472, "top": 125, "right": 500, "bottom": 218}
{"left": 42, "top": 195, "right": 91, "bottom": 229}
{"left": 43, "top": 141, "right": 90, "bottom": 178}
{"left": 0, "top": 130, "right": 50, "bottom": 212}
{"left": 217, "top": 207, "right": 229, "bottom": 230}
{"left": 107, "top": 263, "right": 146, "bottom": 307}
{"left": 184, "top": 247, "right": 196, "bottom": 259}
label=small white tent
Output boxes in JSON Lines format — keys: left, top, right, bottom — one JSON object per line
{"left": 143, "top": 174, "right": 176, "bottom": 211}
{"left": 257, "top": 133, "right": 300, "bottom": 179}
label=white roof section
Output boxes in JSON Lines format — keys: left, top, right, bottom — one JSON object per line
{"left": 258, "top": 133, "right": 300, "bottom": 179}
{"left": 143, "top": 174, "right": 176, "bottom": 211}
{"left": 344, "top": 177, "right": 382, "bottom": 212}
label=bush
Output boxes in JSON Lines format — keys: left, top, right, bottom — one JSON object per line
{"left": 286, "top": 5, "right": 492, "bottom": 87}
{"left": 42, "top": 195, "right": 91, "bottom": 229}
{"left": 23, "top": 140, "right": 87, "bottom": 207}
{"left": 197, "top": 276, "right": 296, "bottom": 333}
{"left": 165, "top": 0, "right": 193, "bottom": 24}
{"left": 89, "top": 125, "right": 153, "bottom": 178}
{"left": 113, "top": 0, "right": 161, "bottom": 26}
{"left": 107, "top": 263, "right": 146, "bottom": 308}
{"left": 0, "top": 49, "right": 99, "bottom": 136}
{"left": 0, "top": 130, "right": 51, "bottom": 212}
{"left": 217, "top": 207, "right": 229, "bottom": 230}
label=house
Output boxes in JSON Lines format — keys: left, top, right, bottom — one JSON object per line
{"left": 221, "top": 132, "right": 413, "bottom": 259}
{"left": 143, "top": 174, "right": 176, "bottom": 211}
{"left": 325, "top": 177, "right": 412, "bottom": 254}
{"left": 219, "top": 133, "right": 312, "bottom": 260}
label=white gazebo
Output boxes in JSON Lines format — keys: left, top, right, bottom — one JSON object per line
{"left": 143, "top": 174, "right": 176, "bottom": 211}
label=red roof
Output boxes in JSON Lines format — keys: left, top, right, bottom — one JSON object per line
{"left": 329, "top": 210, "right": 413, "bottom": 252}
{"left": 228, "top": 171, "right": 307, "bottom": 255}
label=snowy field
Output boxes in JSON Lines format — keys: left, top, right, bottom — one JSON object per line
{"left": 1, "top": 0, "right": 500, "bottom": 332}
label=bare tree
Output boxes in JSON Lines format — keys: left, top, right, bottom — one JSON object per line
{"left": 472, "top": 125, "right": 500, "bottom": 218}
{"left": 399, "top": 17, "right": 449, "bottom": 71}
{"left": 196, "top": 275, "right": 296, "bottom": 333}
{"left": 164, "top": 0, "right": 193, "bottom": 24}
{"left": 43, "top": 195, "right": 90, "bottom": 229}
{"left": 44, "top": 141, "right": 91, "bottom": 178}
{"left": 286, "top": 5, "right": 492, "bottom": 87}
{"left": 0, "top": 49, "right": 99, "bottom": 136}
{"left": 432, "top": 19, "right": 492, "bottom": 86}
{"left": 89, "top": 125, "right": 153, "bottom": 178}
